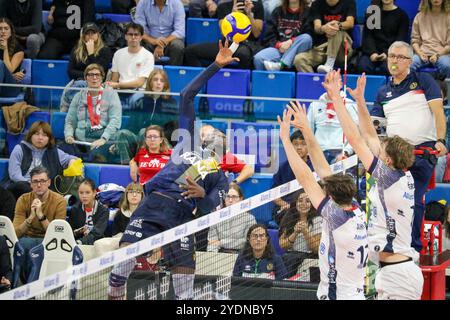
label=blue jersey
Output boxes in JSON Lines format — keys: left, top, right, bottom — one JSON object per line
{"left": 144, "top": 63, "right": 229, "bottom": 213}
{"left": 232, "top": 254, "right": 288, "bottom": 281}
{"left": 371, "top": 71, "right": 442, "bottom": 146}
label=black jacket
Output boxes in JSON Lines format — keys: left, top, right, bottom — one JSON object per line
{"left": 68, "top": 201, "right": 109, "bottom": 245}
{"left": 0, "top": 236, "right": 12, "bottom": 290}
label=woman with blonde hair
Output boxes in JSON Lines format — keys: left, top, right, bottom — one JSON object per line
{"left": 129, "top": 125, "right": 172, "bottom": 185}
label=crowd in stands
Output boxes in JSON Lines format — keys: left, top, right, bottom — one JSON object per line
{"left": 0, "top": 0, "right": 449, "bottom": 296}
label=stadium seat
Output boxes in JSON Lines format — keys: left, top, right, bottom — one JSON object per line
{"left": 31, "top": 60, "right": 70, "bottom": 108}
{"left": 352, "top": 24, "right": 363, "bottom": 49}
{"left": 99, "top": 164, "right": 132, "bottom": 187}
{"left": 425, "top": 183, "right": 450, "bottom": 203}
{"left": 240, "top": 173, "right": 275, "bottom": 225}
{"left": 42, "top": 11, "right": 50, "bottom": 33}
{"left": 84, "top": 164, "right": 101, "bottom": 186}
{"left": 251, "top": 71, "right": 295, "bottom": 120}
{"left": 95, "top": 0, "right": 112, "bottom": 13}
{"left": 0, "top": 158, "right": 7, "bottom": 180}
{"left": 51, "top": 112, "right": 67, "bottom": 140}
{"left": 346, "top": 74, "right": 387, "bottom": 103}
{"left": 164, "top": 65, "right": 205, "bottom": 112}
{"left": 28, "top": 219, "right": 83, "bottom": 299}
{"left": 296, "top": 73, "right": 326, "bottom": 102}
{"left": 207, "top": 69, "right": 251, "bottom": 118}
{"left": 0, "top": 59, "right": 32, "bottom": 106}
{"left": 186, "top": 18, "right": 220, "bottom": 46}
{"left": 267, "top": 228, "right": 285, "bottom": 256}
{"left": 0, "top": 216, "right": 25, "bottom": 289}
{"left": 396, "top": 0, "right": 420, "bottom": 22}
{"left": 100, "top": 13, "right": 132, "bottom": 23}
{"left": 355, "top": 0, "right": 371, "bottom": 24}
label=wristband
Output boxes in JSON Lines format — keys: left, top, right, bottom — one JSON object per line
{"left": 437, "top": 138, "right": 446, "bottom": 146}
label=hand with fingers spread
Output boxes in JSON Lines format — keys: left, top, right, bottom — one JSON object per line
{"left": 180, "top": 176, "right": 206, "bottom": 199}
{"left": 215, "top": 40, "right": 240, "bottom": 67}
{"left": 347, "top": 73, "right": 366, "bottom": 103}
{"left": 322, "top": 70, "right": 342, "bottom": 101}
{"left": 277, "top": 108, "right": 293, "bottom": 142}
{"left": 287, "top": 100, "right": 310, "bottom": 132}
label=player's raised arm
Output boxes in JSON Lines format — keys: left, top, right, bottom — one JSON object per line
{"left": 346, "top": 73, "right": 382, "bottom": 156}
{"left": 287, "top": 100, "right": 333, "bottom": 179}
{"left": 278, "top": 109, "right": 326, "bottom": 209}
{"left": 322, "top": 71, "right": 374, "bottom": 171}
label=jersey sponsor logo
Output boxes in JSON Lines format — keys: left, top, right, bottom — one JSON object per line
{"left": 357, "top": 223, "right": 366, "bottom": 230}
{"left": 410, "top": 82, "right": 418, "bottom": 90}
{"left": 347, "top": 251, "right": 355, "bottom": 259}
{"left": 135, "top": 232, "right": 142, "bottom": 238}
{"left": 403, "top": 192, "right": 414, "bottom": 200}
{"left": 55, "top": 225, "right": 65, "bottom": 233}
{"left": 386, "top": 91, "right": 392, "bottom": 98}
{"left": 397, "top": 209, "right": 405, "bottom": 217}
{"left": 266, "top": 263, "right": 273, "bottom": 272}
{"left": 374, "top": 245, "right": 380, "bottom": 252}
{"left": 129, "top": 218, "right": 143, "bottom": 229}
{"left": 244, "top": 264, "right": 252, "bottom": 272}
{"left": 320, "top": 243, "right": 326, "bottom": 255}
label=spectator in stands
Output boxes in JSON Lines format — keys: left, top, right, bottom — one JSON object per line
{"left": 233, "top": 223, "right": 288, "bottom": 280}
{"left": 5, "top": 0, "right": 45, "bottom": 59}
{"left": 7, "top": 121, "right": 78, "bottom": 200}
{"left": 433, "top": 77, "right": 448, "bottom": 183}
{"left": 0, "top": 186, "right": 16, "bottom": 221}
{"left": 94, "top": 182, "right": 144, "bottom": 255}
{"left": 207, "top": 183, "right": 256, "bottom": 253}
{"left": 294, "top": 0, "right": 356, "bottom": 74}
{"left": 184, "top": 0, "right": 265, "bottom": 69}
{"left": 254, "top": 0, "right": 313, "bottom": 71}
{"left": 135, "top": 0, "right": 185, "bottom": 66}
{"left": 358, "top": 0, "right": 409, "bottom": 75}
{"left": 271, "top": 130, "right": 310, "bottom": 223}
{"left": 129, "top": 125, "right": 172, "bottom": 185}
{"left": 444, "top": 206, "right": 450, "bottom": 250}
{"left": 106, "top": 22, "right": 154, "bottom": 108}
{"left": 371, "top": 41, "right": 447, "bottom": 253}
{"left": 127, "top": 69, "right": 178, "bottom": 135}
{"left": 307, "top": 74, "right": 357, "bottom": 163}
{"left": 0, "top": 18, "right": 24, "bottom": 98}
{"left": 68, "top": 178, "right": 108, "bottom": 245}
{"left": 38, "top": 0, "right": 95, "bottom": 60}
{"left": 200, "top": 124, "right": 255, "bottom": 184}
{"left": 189, "top": 0, "right": 220, "bottom": 18}
{"left": 64, "top": 63, "right": 130, "bottom": 163}
{"left": 60, "top": 22, "right": 113, "bottom": 112}
{"left": 411, "top": 0, "right": 450, "bottom": 78}
{"left": 13, "top": 166, "right": 67, "bottom": 282}
{"left": 278, "top": 189, "right": 321, "bottom": 278}
{"left": 0, "top": 235, "right": 12, "bottom": 293}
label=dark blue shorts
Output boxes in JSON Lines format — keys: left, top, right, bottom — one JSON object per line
{"left": 121, "top": 193, "right": 195, "bottom": 268}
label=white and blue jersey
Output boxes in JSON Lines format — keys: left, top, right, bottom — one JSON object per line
{"left": 367, "top": 158, "right": 419, "bottom": 262}
{"left": 316, "top": 197, "right": 367, "bottom": 300}
{"left": 371, "top": 71, "right": 442, "bottom": 146}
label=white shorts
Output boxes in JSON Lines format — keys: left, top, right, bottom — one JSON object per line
{"left": 375, "top": 260, "right": 424, "bottom": 300}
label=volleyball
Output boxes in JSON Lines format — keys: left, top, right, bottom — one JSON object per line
{"left": 220, "top": 11, "right": 252, "bottom": 43}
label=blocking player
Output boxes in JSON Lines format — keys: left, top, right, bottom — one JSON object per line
{"left": 322, "top": 70, "right": 423, "bottom": 299}
{"left": 107, "top": 41, "right": 238, "bottom": 300}
{"left": 278, "top": 105, "right": 367, "bottom": 300}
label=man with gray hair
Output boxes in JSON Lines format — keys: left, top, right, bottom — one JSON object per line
{"left": 370, "top": 41, "right": 447, "bottom": 253}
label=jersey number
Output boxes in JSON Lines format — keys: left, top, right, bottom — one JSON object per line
{"left": 357, "top": 244, "right": 369, "bottom": 269}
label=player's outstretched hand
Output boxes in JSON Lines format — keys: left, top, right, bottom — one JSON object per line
{"left": 347, "top": 72, "right": 366, "bottom": 102}
{"left": 215, "top": 40, "right": 240, "bottom": 68}
{"left": 288, "top": 100, "right": 310, "bottom": 132}
{"left": 322, "top": 70, "right": 342, "bottom": 101}
{"left": 277, "top": 108, "right": 293, "bottom": 142}
{"left": 180, "top": 176, "right": 206, "bottom": 199}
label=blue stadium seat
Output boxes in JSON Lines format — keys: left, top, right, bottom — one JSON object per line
{"left": 356, "top": 0, "right": 371, "bottom": 24}
{"left": 0, "top": 158, "right": 8, "bottom": 181}
{"left": 0, "top": 59, "right": 32, "bottom": 106}
{"left": 42, "top": 11, "right": 50, "bottom": 33}
{"left": 240, "top": 173, "right": 274, "bottom": 225}
{"left": 84, "top": 164, "right": 101, "bottom": 186}
{"left": 396, "top": 0, "right": 420, "bottom": 22}
{"left": 95, "top": 0, "right": 112, "bottom": 13}
{"left": 186, "top": 18, "right": 220, "bottom": 46}
{"left": 164, "top": 66, "right": 205, "bottom": 112}
{"left": 100, "top": 13, "right": 132, "bottom": 23}
{"left": 425, "top": 183, "right": 450, "bottom": 203}
{"left": 268, "top": 228, "right": 285, "bottom": 256}
{"left": 200, "top": 119, "right": 228, "bottom": 134}
{"left": 346, "top": 74, "right": 386, "bottom": 103}
{"left": 352, "top": 24, "right": 363, "bottom": 49}
{"left": 99, "top": 165, "right": 132, "bottom": 187}
{"left": 207, "top": 69, "right": 250, "bottom": 118}
{"left": 43, "top": 0, "right": 53, "bottom": 10}
{"left": 51, "top": 112, "right": 67, "bottom": 140}
{"left": 31, "top": 60, "right": 70, "bottom": 108}
{"left": 296, "top": 73, "right": 325, "bottom": 102}
{"left": 251, "top": 71, "right": 295, "bottom": 120}
{"left": 230, "top": 122, "right": 275, "bottom": 173}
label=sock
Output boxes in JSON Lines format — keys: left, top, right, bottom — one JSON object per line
{"left": 325, "top": 57, "right": 336, "bottom": 68}
{"left": 172, "top": 274, "right": 195, "bottom": 300}
{"left": 108, "top": 258, "right": 136, "bottom": 299}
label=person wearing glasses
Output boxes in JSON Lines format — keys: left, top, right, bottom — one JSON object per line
{"left": 12, "top": 166, "right": 67, "bottom": 283}
{"left": 64, "top": 63, "right": 137, "bottom": 164}
{"left": 233, "top": 223, "right": 287, "bottom": 280}
{"left": 207, "top": 183, "right": 256, "bottom": 254}
{"left": 410, "top": 0, "right": 450, "bottom": 78}
{"left": 370, "top": 41, "right": 447, "bottom": 253}
{"left": 7, "top": 121, "right": 78, "bottom": 200}
{"left": 129, "top": 125, "right": 172, "bottom": 185}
